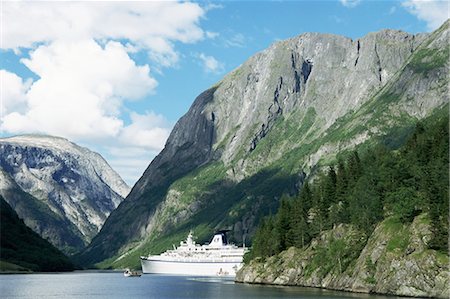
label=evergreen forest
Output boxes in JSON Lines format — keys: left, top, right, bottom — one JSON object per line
{"left": 246, "top": 112, "right": 449, "bottom": 262}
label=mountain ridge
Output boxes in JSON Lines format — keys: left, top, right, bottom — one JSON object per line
{"left": 77, "top": 20, "right": 449, "bottom": 268}
{"left": 0, "top": 134, "right": 130, "bottom": 253}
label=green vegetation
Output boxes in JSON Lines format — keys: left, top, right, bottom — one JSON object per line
{"left": 169, "top": 162, "right": 226, "bottom": 205}
{"left": 365, "top": 257, "right": 377, "bottom": 284}
{"left": 0, "top": 196, "right": 74, "bottom": 272}
{"left": 244, "top": 107, "right": 319, "bottom": 175}
{"left": 303, "top": 231, "right": 366, "bottom": 277}
{"left": 0, "top": 260, "right": 31, "bottom": 273}
{"left": 409, "top": 47, "right": 449, "bottom": 75}
{"left": 247, "top": 113, "right": 449, "bottom": 261}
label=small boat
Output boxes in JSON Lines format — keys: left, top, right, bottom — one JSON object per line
{"left": 124, "top": 269, "right": 141, "bottom": 277}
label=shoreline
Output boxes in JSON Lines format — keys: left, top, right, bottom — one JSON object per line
{"left": 0, "top": 269, "right": 122, "bottom": 275}
{"left": 235, "top": 280, "right": 422, "bottom": 299}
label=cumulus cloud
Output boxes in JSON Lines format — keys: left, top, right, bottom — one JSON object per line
{"left": 1, "top": 40, "right": 156, "bottom": 140}
{"left": 2, "top": 1, "right": 206, "bottom": 67}
{"left": 340, "top": 0, "right": 361, "bottom": 8}
{"left": 196, "top": 53, "right": 225, "bottom": 74}
{"left": 106, "top": 114, "right": 171, "bottom": 185}
{"left": 402, "top": 0, "right": 449, "bottom": 30}
{"left": 119, "top": 111, "right": 171, "bottom": 152}
{"left": 0, "top": 70, "right": 32, "bottom": 116}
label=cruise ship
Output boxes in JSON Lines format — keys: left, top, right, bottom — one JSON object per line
{"left": 140, "top": 230, "right": 247, "bottom": 276}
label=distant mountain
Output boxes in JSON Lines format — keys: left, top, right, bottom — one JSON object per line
{"left": 0, "top": 135, "right": 130, "bottom": 254}
{"left": 77, "top": 20, "right": 449, "bottom": 269}
{"left": 0, "top": 195, "right": 74, "bottom": 272}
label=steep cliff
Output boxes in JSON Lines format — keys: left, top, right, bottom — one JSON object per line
{"left": 0, "top": 135, "right": 130, "bottom": 253}
{"left": 77, "top": 20, "right": 449, "bottom": 268}
{"left": 236, "top": 215, "right": 449, "bottom": 298}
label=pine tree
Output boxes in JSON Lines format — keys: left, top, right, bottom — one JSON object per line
{"left": 290, "top": 187, "right": 311, "bottom": 248}
{"left": 277, "top": 196, "right": 292, "bottom": 252}
{"left": 349, "top": 176, "right": 383, "bottom": 233}
{"left": 311, "top": 176, "right": 329, "bottom": 234}
{"left": 250, "top": 215, "right": 279, "bottom": 259}
{"left": 334, "top": 159, "right": 350, "bottom": 223}
{"left": 347, "top": 151, "right": 362, "bottom": 186}
{"left": 324, "top": 166, "right": 337, "bottom": 203}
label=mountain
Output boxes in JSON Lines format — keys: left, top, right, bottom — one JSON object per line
{"left": 0, "top": 135, "right": 130, "bottom": 254}
{"left": 77, "top": 20, "right": 449, "bottom": 268}
{"left": 0, "top": 195, "right": 74, "bottom": 272}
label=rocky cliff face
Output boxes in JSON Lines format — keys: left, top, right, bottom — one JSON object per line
{"left": 236, "top": 214, "right": 449, "bottom": 298}
{"left": 0, "top": 135, "right": 130, "bottom": 253}
{"left": 77, "top": 21, "right": 449, "bottom": 267}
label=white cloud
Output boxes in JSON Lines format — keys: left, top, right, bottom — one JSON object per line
{"left": 2, "top": 1, "right": 207, "bottom": 67}
{"left": 110, "top": 156, "right": 151, "bottom": 186}
{"left": 206, "top": 31, "right": 220, "bottom": 39}
{"left": 340, "top": 0, "right": 361, "bottom": 8}
{"left": 0, "top": 70, "right": 32, "bottom": 116}
{"left": 105, "top": 146, "right": 161, "bottom": 186}
{"left": 224, "top": 33, "right": 246, "bottom": 48}
{"left": 196, "top": 53, "right": 225, "bottom": 74}
{"left": 402, "top": 0, "right": 449, "bottom": 30}
{"left": 119, "top": 111, "right": 171, "bottom": 152}
{"left": 1, "top": 39, "right": 156, "bottom": 140}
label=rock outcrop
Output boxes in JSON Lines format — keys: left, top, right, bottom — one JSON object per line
{"left": 236, "top": 214, "right": 449, "bottom": 298}
{"left": 0, "top": 135, "right": 130, "bottom": 253}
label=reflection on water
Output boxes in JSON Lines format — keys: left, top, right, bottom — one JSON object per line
{"left": 0, "top": 272, "right": 407, "bottom": 299}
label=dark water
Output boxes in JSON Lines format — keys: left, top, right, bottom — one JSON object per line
{"left": 0, "top": 272, "right": 403, "bottom": 299}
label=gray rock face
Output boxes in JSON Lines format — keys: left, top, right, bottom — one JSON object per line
{"left": 0, "top": 135, "right": 130, "bottom": 253}
{"left": 78, "top": 21, "right": 449, "bottom": 267}
{"left": 129, "top": 88, "right": 217, "bottom": 200}
{"left": 210, "top": 29, "right": 425, "bottom": 171}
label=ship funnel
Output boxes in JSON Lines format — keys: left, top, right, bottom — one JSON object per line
{"left": 210, "top": 230, "right": 230, "bottom": 247}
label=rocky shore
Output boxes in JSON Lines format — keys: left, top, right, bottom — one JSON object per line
{"left": 236, "top": 214, "right": 449, "bottom": 298}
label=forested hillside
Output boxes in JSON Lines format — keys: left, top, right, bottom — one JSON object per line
{"left": 237, "top": 108, "right": 449, "bottom": 297}
{"left": 248, "top": 109, "right": 448, "bottom": 261}
{"left": 0, "top": 196, "right": 74, "bottom": 272}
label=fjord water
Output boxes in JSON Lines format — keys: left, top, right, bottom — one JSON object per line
{"left": 0, "top": 272, "right": 402, "bottom": 299}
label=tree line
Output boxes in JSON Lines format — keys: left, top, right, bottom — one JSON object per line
{"left": 247, "top": 114, "right": 449, "bottom": 262}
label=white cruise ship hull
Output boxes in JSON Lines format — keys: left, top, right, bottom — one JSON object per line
{"left": 140, "top": 258, "right": 242, "bottom": 277}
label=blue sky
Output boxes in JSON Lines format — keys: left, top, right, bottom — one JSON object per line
{"left": 0, "top": 0, "right": 448, "bottom": 186}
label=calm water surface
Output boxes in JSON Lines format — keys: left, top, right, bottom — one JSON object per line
{"left": 0, "top": 272, "right": 404, "bottom": 299}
